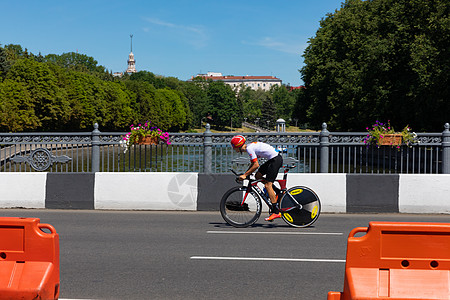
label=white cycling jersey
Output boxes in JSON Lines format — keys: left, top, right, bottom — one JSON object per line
{"left": 246, "top": 142, "right": 279, "bottom": 162}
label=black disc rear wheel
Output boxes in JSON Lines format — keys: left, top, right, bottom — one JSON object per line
{"left": 279, "top": 186, "right": 321, "bottom": 228}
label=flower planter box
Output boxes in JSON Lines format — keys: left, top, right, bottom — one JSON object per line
{"left": 378, "top": 134, "right": 402, "bottom": 146}
{"left": 136, "top": 136, "right": 159, "bottom": 145}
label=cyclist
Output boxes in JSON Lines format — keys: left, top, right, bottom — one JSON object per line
{"left": 230, "top": 135, "right": 283, "bottom": 221}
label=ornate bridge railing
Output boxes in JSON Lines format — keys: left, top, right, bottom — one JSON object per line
{"left": 1, "top": 123, "right": 449, "bottom": 174}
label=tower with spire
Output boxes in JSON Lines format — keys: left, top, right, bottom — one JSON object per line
{"left": 126, "top": 34, "right": 136, "bottom": 74}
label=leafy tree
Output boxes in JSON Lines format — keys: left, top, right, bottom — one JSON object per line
{"left": 271, "top": 85, "right": 295, "bottom": 122}
{"left": 153, "top": 88, "right": 187, "bottom": 131}
{"left": 129, "top": 71, "right": 167, "bottom": 89}
{"left": 45, "top": 52, "right": 111, "bottom": 80}
{"left": 0, "top": 46, "right": 10, "bottom": 79}
{"left": 64, "top": 71, "right": 136, "bottom": 131}
{"left": 300, "top": 0, "right": 450, "bottom": 131}
{"left": 206, "top": 81, "right": 241, "bottom": 128}
{"left": 6, "top": 58, "right": 71, "bottom": 131}
{"left": 125, "top": 78, "right": 190, "bottom": 131}
{"left": 3, "top": 44, "right": 25, "bottom": 60}
{"left": 64, "top": 70, "right": 102, "bottom": 129}
{"left": 260, "top": 91, "right": 277, "bottom": 129}
{"left": 103, "top": 82, "right": 135, "bottom": 130}
{"left": 164, "top": 76, "right": 182, "bottom": 90}
{"left": 237, "top": 86, "right": 261, "bottom": 123}
{"left": 125, "top": 80, "right": 156, "bottom": 123}
{"left": 178, "top": 80, "right": 208, "bottom": 128}
{"left": 292, "top": 88, "right": 310, "bottom": 127}
{"left": 0, "top": 79, "right": 39, "bottom": 131}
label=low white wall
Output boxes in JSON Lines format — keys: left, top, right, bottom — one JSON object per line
{"left": 2, "top": 172, "right": 450, "bottom": 213}
{"left": 399, "top": 175, "right": 450, "bottom": 213}
{"left": 0, "top": 173, "right": 46, "bottom": 208}
{"left": 287, "top": 174, "right": 347, "bottom": 213}
{"left": 95, "top": 173, "right": 198, "bottom": 210}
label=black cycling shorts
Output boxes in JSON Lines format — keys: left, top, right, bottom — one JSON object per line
{"left": 257, "top": 154, "right": 283, "bottom": 182}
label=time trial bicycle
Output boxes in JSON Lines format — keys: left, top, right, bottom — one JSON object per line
{"left": 220, "top": 164, "right": 321, "bottom": 228}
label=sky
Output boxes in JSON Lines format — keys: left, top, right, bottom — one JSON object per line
{"left": 1, "top": 0, "right": 344, "bottom": 86}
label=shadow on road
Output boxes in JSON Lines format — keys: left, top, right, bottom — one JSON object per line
{"left": 209, "top": 221, "right": 317, "bottom": 229}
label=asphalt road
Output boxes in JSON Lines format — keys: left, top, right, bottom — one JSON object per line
{"left": 1, "top": 210, "right": 449, "bottom": 300}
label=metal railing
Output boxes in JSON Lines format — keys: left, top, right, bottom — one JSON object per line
{"left": 1, "top": 123, "right": 449, "bottom": 174}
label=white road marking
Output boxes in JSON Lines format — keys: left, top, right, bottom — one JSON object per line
{"left": 190, "top": 256, "right": 346, "bottom": 263}
{"left": 207, "top": 230, "right": 343, "bottom": 235}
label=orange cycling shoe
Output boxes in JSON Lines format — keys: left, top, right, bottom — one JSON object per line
{"left": 265, "top": 213, "right": 281, "bottom": 221}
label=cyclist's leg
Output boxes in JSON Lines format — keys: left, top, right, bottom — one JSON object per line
{"left": 267, "top": 156, "right": 283, "bottom": 201}
{"left": 259, "top": 155, "right": 282, "bottom": 203}
{"left": 260, "top": 156, "right": 283, "bottom": 220}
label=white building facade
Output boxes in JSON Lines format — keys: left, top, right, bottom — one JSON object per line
{"left": 191, "top": 72, "right": 282, "bottom": 91}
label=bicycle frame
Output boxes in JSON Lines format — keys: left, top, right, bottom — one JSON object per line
{"left": 233, "top": 166, "right": 301, "bottom": 212}
{"left": 223, "top": 164, "right": 321, "bottom": 228}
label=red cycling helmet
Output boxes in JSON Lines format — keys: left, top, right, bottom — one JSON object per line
{"left": 230, "top": 135, "right": 246, "bottom": 148}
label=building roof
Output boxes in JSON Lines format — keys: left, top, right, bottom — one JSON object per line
{"left": 192, "top": 74, "right": 281, "bottom": 82}
{"left": 288, "top": 86, "right": 305, "bottom": 91}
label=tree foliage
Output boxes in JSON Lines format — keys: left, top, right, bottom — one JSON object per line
{"left": 0, "top": 44, "right": 297, "bottom": 132}
{"left": 300, "top": 0, "right": 450, "bottom": 131}
{"left": 44, "top": 52, "right": 111, "bottom": 80}
{"left": 271, "top": 85, "right": 295, "bottom": 122}
{"left": 205, "top": 81, "right": 241, "bottom": 128}
{"left": 0, "top": 46, "right": 10, "bottom": 78}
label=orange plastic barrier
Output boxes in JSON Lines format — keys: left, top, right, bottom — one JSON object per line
{"left": 328, "top": 222, "right": 450, "bottom": 300}
{"left": 0, "top": 217, "right": 59, "bottom": 300}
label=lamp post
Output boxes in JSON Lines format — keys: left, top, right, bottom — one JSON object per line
{"left": 201, "top": 116, "right": 212, "bottom": 132}
{"left": 200, "top": 117, "right": 206, "bottom": 131}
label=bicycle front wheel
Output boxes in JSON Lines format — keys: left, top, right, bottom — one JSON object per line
{"left": 279, "top": 186, "right": 321, "bottom": 228}
{"left": 220, "top": 186, "right": 262, "bottom": 228}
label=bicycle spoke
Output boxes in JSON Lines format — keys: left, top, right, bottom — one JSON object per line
{"left": 279, "top": 206, "right": 296, "bottom": 213}
{"left": 220, "top": 187, "right": 261, "bottom": 228}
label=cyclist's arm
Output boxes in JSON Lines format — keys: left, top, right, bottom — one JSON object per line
{"left": 239, "top": 159, "right": 259, "bottom": 181}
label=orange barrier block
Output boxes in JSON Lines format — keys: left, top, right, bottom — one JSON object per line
{"left": 0, "top": 217, "right": 59, "bottom": 300}
{"left": 328, "top": 222, "right": 450, "bottom": 300}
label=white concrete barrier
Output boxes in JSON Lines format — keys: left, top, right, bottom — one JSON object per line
{"left": 399, "top": 174, "right": 450, "bottom": 213}
{"left": 287, "top": 174, "right": 347, "bottom": 213}
{"left": 0, "top": 173, "right": 46, "bottom": 208}
{"left": 1, "top": 172, "right": 449, "bottom": 214}
{"left": 94, "top": 172, "right": 198, "bottom": 210}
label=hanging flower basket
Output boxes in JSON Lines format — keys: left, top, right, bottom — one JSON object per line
{"left": 119, "top": 121, "right": 171, "bottom": 153}
{"left": 136, "top": 135, "right": 159, "bottom": 145}
{"left": 378, "top": 134, "right": 402, "bottom": 146}
{"left": 363, "top": 120, "right": 417, "bottom": 148}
